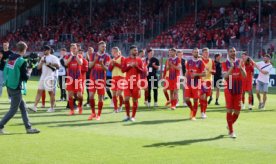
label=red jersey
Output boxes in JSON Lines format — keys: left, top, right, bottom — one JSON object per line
{"left": 168, "top": 57, "right": 181, "bottom": 80}
{"left": 81, "top": 58, "right": 89, "bottom": 73}
{"left": 222, "top": 59, "right": 244, "bottom": 95}
{"left": 186, "top": 59, "right": 205, "bottom": 87}
{"left": 244, "top": 62, "right": 254, "bottom": 82}
{"left": 140, "top": 57, "right": 148, "bottom": 79}
{"left": 122, "top": 57, "right": 144, "bottom": 85}
{"left": 65, "top": 54, "right": 82, "bottom": 80}
{"left": 89, "top": 52, "right": 111, "bottom": 80}
{"left": 163, "top": 60, "right": 169, "bottom": 79}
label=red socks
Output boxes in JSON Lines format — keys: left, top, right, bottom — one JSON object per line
{"left": 78, "top": 97, "right": 83, "bottom": 108}
{"left": 119, "top": 95, "right": 123, "bottom": 107}
{"left": 242, "top": 94, "right": 245, "bottom": 104}
{"left": 113, "top": 97, "right": 118, "bottom": 110}
{"left": 69, "top": 97, "right": 74, "bottom": 111}
{"left": 132, "top": 102, "right": 138, "bottom": 118}
{"left": 145, "top": 90, "right": 149, "bottom": 102}
{"left": 193, "top": 101, "right": 198, "bottom": 117}
{"left": 171, "top": 99, "right": 178, "bottom": 107}
{"left": 90, "top": 99, "right": 95, "bottom": 114}
{"left": 125, "top": 101, "right": 130, "bottom": 117}
{"left": 42, "top": 90, "right": 46, "bottom": 106}
{"left": 164, "top": 90, "right": 169, "bottom": 101}
{"left": 98, "top": 101, "right": 103, "bottom": 116}
{"left": 200, "top": 99, "right": 205, "bottom": 113}
{"left": 226, "top": 112, "right": 233, "bottom": 133}
{"left": 232, "top": 113, "right": 239, "bottom": 124}
{"left": 186, "top": 100, "right": 193, "bottom": 111}
{"left": 200, "top": 99, "right": 208, "bottom": 113}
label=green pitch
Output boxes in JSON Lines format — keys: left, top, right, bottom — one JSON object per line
{"left": 0, "top": 77, "right": 276, "bottom": 164}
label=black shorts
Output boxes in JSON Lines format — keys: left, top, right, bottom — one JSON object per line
{"left": 214, "top": 76, "right": 223, "bottom": 88}
{"left": 106, "top": 76, "right": 112, "bottom": 88}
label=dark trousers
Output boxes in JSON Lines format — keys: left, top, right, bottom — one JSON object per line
{"left": 148, "top": 76, "right": 158, "bottom": 103}
{"left": 58, "top": 76, "right": 67, "bottom": 100}
{"left": 0, "top": 88, "right": 31, "bottom": 129}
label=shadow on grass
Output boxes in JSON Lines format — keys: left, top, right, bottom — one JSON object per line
{"left": 11, "top": 119, "right": 86, "bottom": 126}
{"left": 143, "top": 135, "right": 226, "bottom": 147}
{"left": 124, "top": 118, "right": 190, "bottom": 126}
{"left": 0, "top": 132, "right": 27, "bottom": 136}
{"left": 49, "top": 120, "right": 122, "bottom": 127}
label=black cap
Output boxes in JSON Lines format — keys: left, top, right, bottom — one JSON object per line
{"left": 43, "top": 45, "right": 51, "bottom": 51}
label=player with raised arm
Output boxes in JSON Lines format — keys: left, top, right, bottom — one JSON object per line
{"left": 241, "top": 52, "right": 254, "bottom": 110}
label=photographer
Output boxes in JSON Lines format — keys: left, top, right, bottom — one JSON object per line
{"left": 0, "top": 41, "right": 39, "bottom": 134}
{"left": 32, "top": 45, "right": 60, "bottom": 112}
{"left": 0, "top": 41, "right": 13, "bottom": 97}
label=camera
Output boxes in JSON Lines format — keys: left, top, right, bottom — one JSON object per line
{"left": 23, "top": 52, "right": 39, "bottom": 68}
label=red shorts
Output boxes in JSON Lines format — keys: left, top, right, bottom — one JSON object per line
{"left": 111, "top": 76, "right": 125, "bottom": 91}
{"left": 200, "top": 81, "right": 212, "bottom": 97}
{"left": 243, "top": 79, "right": 253, "bottom": 92}
{"left": 66, "top": 81, "right": 83, "bottom": 93}
{"left": 124, "top": 85, "right": 140, "bottom": 99}
{"left": 185, "top": 85, "right": 200, "bottom": 99}
{"left": 88, "top": 79, "right": 106, "bottom": 95}
{"left": 139, "top": 78, "right": 148, "bottom": 89}
{"left": 168, "top": 79, "right": 178, "bottom": 91}
{"left": 224, "top": 89, "right": 242, "bottom": 111}
{"left": 81, "top": 72, "right": 86, "bottom": 92}
{"left": 162, "top": 77, "right": 170, "bottom": 90}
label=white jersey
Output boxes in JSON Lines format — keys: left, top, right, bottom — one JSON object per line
{"left": 40, "top": 54, "right": 60, "bottom": 81}
{"left": 256, "top": 61, "right": 273, "bottom": 83}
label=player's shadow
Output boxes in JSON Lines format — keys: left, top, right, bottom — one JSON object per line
{"left": 242, "top": 109, "right": 274, "bottom": 113}
{"left": 0, "top": 132, "right": 27, "bottom": 136}
{"left": 49, "top": 121, "right": 122, "bottom": 127}
{"left": 143, "top": 135, "right": 225, "bottom": 148}
{"left": 11, "top": 119, "right": 86, "bottom": 126}
{"left": 124, "top": 118, "right": 190, "bottom": 126}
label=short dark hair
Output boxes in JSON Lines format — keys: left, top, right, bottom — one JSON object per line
{"left": 214, "top": 53, "right": 221, "bottom": 59}
{"left": 130, "top": 45, "right": 137, "bottom": 50}
{"left": 139, "top": 49, "right": 145, "bottom": 53}
{"left": 50, "top": 48, "right": 55, "bottom": 54}
{"left": 16, "top": 41, "right": 28, "bottom": 52}
{"left": 43, "top": 45, "right": 51, "bottom": 51}
{"left": 147, "top": 48, "right": 153, "bottom": 53}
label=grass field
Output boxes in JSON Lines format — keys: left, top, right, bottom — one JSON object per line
{"left": 0, "top": 77, "right": 276, "bottom": 164}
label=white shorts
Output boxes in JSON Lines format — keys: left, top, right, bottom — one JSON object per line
{"left": 38, "top": 79, "right": 56, "bottom": 91}
{"left": 256, "top": 80, "right": 269, "bottom": 93}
